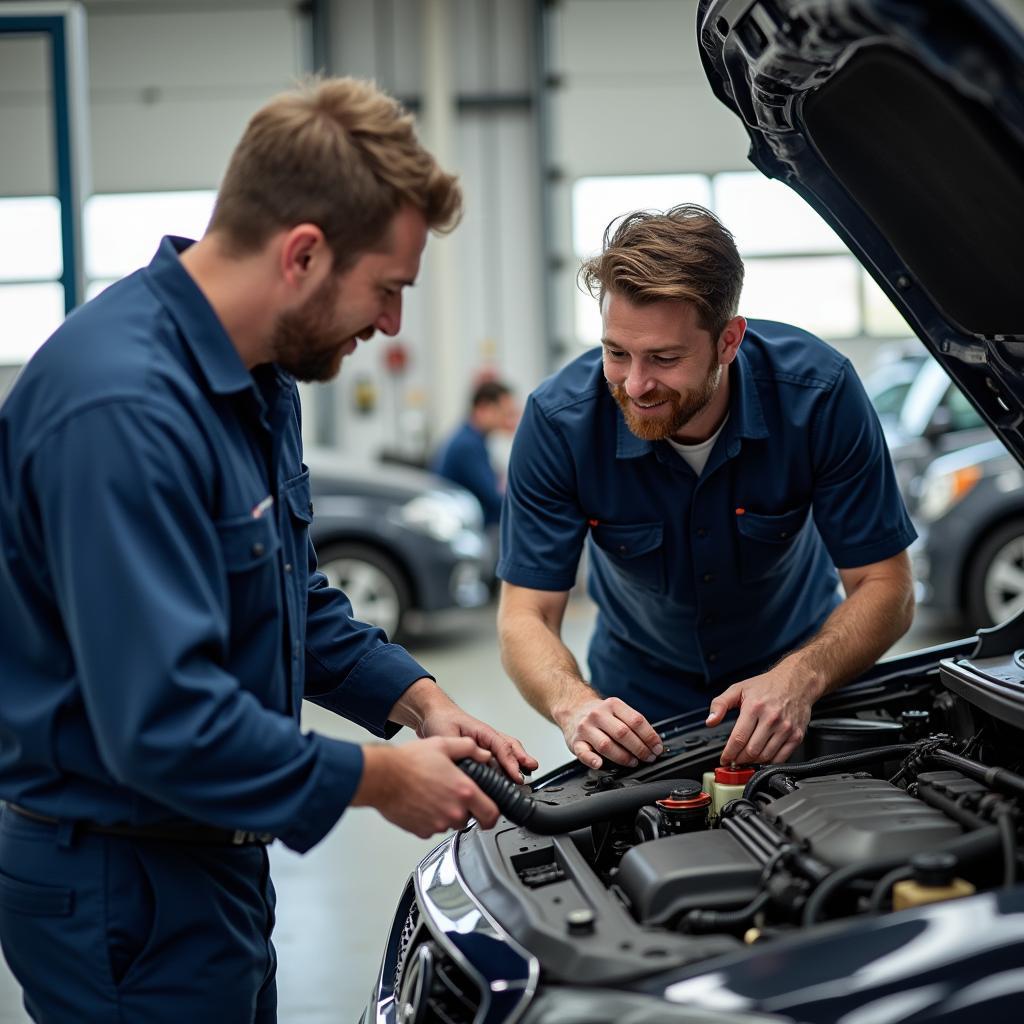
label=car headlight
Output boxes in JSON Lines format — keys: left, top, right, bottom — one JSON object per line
{"left": 394, "top": 491, "right": 483, "bottom": 542}
{"left": 917, "top": 464, "right": 983, "bottom": 523}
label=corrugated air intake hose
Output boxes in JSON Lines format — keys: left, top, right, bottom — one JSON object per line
{"left": 458, "top": 759, "right": 690, "bottom": 835}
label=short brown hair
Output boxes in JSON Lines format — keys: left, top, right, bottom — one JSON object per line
{"left": 579, "top": 204, "right": 744, "bottom": 339}
{"left": 208, "top": 77, "right": 462, "bottom": 269}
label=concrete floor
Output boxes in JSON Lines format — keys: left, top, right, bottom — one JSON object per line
{"left": 0, "top": 597, "right": 963, "bottom": 1022}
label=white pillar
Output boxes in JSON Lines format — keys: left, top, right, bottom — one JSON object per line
{"left": 420, "top": 0, "right": 462, "bottom": 444}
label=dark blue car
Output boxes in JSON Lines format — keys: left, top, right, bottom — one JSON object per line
{"left": 363, "top": 2, "right": 1024, "bottom": 1020}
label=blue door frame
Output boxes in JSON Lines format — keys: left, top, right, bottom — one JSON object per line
{"left": 1, "top": 6, "right": 89, "bottom": 312}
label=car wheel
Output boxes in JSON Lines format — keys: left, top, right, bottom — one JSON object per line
{"left": 317, "top": 543, "right": 411, "bottom": 641}
{"left": 966, "top": 519, "right": 1024, "bottom": 627}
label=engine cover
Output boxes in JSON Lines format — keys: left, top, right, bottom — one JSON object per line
{"left": 764, "top": 774, "right": 962, "bottom": 867}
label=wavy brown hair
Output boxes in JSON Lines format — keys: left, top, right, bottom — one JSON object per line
{"left": 579, "top": 204, "right": 744, "bottom": 339}
{"left": 209, "top": 77, "right": 462, "bottom": 269}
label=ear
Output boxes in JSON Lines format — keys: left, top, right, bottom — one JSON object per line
{"left": 279, "top": 223, "right": 330, "bottom": 290}
{"left": 717, "top": 315, "right": 746, "bottom": 366}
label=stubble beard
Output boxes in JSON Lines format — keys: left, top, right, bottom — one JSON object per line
{"left": 272, "top": 274, "right": 361, "bottom": 383}
{"left": 611, "top": 353, "right": 722, "bottom": 442}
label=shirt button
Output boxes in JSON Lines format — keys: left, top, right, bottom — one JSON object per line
{"left": 308, "top": 502, "right": 314, "bottom": 517}
{"left": 696, "top": 528, "right": 708, "bottom": 538}
{"left": 708, "top": 652, "right": 718, "bottom": 664}
{"left": 703, "top": 573, "right": 714, "bottom": 583}
{"left": 779, "top": 531, "right": 789, "bottom": 539}
{"left": 703, "top": 614, "right": 715, "bottom": 626}
{"left": 252, "top": 542, "right": 265, "bottom": 557}
{"left": 284, "top": 562, "right": 293, "bottom": 573}
{"left": 618, "top": 545, "right": 628, "bottom": 554}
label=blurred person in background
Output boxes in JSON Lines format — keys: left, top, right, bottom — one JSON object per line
{"left": 433, "top": 378, "right": 520, "bottom": 532}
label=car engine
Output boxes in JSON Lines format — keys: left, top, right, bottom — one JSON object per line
{"left": 448, "top": 651, "right": 1024, "bottom": 991}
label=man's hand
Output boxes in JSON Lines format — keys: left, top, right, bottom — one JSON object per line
{"left": 353, "top": 737, "right": 500, "bottom": 838}
{"left": 389, "top": 678, "right": 538, "bottom": 783}
{"left": 555, "top": 696, "right": 663, "bottom": 769}
{"left": 705, "top": 665, "right": 817, "bottom": 765}
{"left": 416, "top": 704, "right": 538, "bottom": 783}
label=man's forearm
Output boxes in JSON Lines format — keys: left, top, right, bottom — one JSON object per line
{"left": 387, "top": 677, "right": 449, "bottom": 731}
{"left": 498, "top": 609, "right": 595, "bottom": 727}
{"left": 778, "top": 570, "right": 915, "bottom": 700}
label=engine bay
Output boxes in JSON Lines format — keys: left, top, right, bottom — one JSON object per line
{"left": 455, "top": 650, "right": 1024, "bottom": 985}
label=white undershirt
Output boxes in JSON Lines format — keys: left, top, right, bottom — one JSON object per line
{"left": 665, "top": 415, "right": 729, "bottom": 476}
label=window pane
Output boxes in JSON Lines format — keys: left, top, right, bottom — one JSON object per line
{"left": 0, "top": 196, "right": 62, "bottom": 280}
{"left": 574, "top": 287, "right": 603, "bottom": 347}
{"left": 85, "top": 191, "right": 217, "bottom": 280}
{"left": 741, "top": 256, "right": 861, "bottom": 339}
{"left": 863, "top": 270, "right": 912, "bottom": 336}
{"left": 714, "top": 172, "right": 844, "bottom": 256}
{"left": 572, "top": 175, "right": 712, "bottom": 257}
{"left": 0, "top": 283, "right": 65, "bottom": 364}
{"left": 85, "top": 279, "right": 117, "bottom": 302}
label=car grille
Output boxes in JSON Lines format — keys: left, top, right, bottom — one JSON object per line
{"left": 392, "top": 899, "right": 420, "bottom": 996}
{"left": 393, "top": 898, "right": 482, "bottom": 1024}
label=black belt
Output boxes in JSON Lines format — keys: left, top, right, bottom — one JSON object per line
{"left": 5, "top": 803, "right": 274, "bottom": 846}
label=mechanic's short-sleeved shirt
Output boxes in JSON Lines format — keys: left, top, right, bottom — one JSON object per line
{"left": 0, "top": 237, "right": 430, "bottom": 853}
{"left": 497, "top": 320, "right": 916, "bottom": 702}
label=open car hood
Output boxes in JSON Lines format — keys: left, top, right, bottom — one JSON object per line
{"left": 697, "top": 0, "right": 1024, "bottom": 463}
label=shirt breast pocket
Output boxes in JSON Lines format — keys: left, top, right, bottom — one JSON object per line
{"left": 215, "top": 514, "right": 282, "bottom": 647}
{"left": 735, "top": 506, "right": 809, "bottom": 584}
{"left": 589, "top": 521, "right": 665, "bottom": 593}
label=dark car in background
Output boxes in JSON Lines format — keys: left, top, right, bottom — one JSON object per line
{"left": 305, "top": 448, "right": 490, "bottom": 640}
{"left": 363, "top": 1, "right": 1024, "bottom": 1021}
{"left": 865, "top": 356, "right": 1024, "bottom": 628}
{"left": 913, "top": 440, "right": 1024, "bottom": 626}
{"left": 879, "top": 355, "right": 993, "bottom": 513}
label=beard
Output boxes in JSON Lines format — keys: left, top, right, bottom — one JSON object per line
{"left": 271, "top": 273, "right": 364, "bottom": 383}
{"left": 610, "top": 350, "right": 722, "bottom": 441}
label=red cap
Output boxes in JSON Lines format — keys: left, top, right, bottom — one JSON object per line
{"left": 714, "top": 765, "right": 755, "bottom": 785}
{"left": 656, "top": 791, "right": 711, "bottom": 811}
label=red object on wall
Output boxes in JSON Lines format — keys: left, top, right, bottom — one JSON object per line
{"left": 383, "top": 342, "right": 409, "bottom": 375}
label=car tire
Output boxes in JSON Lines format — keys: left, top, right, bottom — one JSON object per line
{"left": 317, "top": 542, "right": 411, "bottom": 641}
{"left": 965, "top": 519, "right": 1024, "bottom": 627}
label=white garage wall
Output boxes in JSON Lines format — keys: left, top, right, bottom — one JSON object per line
{"left": 0, "top": 0, "right": 546, "bottom": 458}
{"left": 0, "top": 0, "right": 895, "bottom": 441}
{"left": 320, "top": 0, "right": 544, "bottom": 462}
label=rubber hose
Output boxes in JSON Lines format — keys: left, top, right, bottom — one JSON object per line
{"left": 683, "top": 891, "right": 771, "bottom": 933}
{"left": 868, "top": 865, "right": 914, "bottom": 913}
{"left": 802, "top": 825, "right": 1000, "bottom": 925}
{"left": 925, "top": 749, "right": 1024, "bottom": 800}
{"left": 744, "top": 743, "right": 919, "bottom": 802}
{"left": 458, "top": 759, "right": 695, "bottom": 835}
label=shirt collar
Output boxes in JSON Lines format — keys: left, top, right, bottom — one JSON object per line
{"left": 143, "top": 236, "right": 256, "bottom": 396}
{"left": 614, "top": 340, "right": 769, "bottom": 459}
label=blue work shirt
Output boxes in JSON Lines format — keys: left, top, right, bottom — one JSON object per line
{"left": 0, "top": 237, "right": 430, "bottom": 853}
{"left": 497, "top": 320, "right": 916, "bottom": 712}
{"left": 432, "top": 421, "right": 503, "bottom": 526}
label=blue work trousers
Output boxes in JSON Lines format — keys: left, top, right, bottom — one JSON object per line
{"left": 0, "top": 806, "right": 277, "bottom": 1023}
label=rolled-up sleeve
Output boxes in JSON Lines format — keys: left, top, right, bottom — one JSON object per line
{"left": 32, "top": 398, "right": 362, "bottom": 853}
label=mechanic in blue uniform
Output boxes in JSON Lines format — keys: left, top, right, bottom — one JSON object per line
{"left": 0, "top": 78, "right": 536, "bottom": 1024}
{"left": 497, "top": 205, "right": 916, "bottom": 772}
{"left": 432, "top": 379, "right": 519, "bottom": 528}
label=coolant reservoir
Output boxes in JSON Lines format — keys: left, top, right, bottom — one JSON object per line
{"left": 701, "top": 765, "right": 756, "bottom": 816}
{"left": 892, "top": 852, "right": 976, "bottom": 911}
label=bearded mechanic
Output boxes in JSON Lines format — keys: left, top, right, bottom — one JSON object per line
{"left": 0, "top": 78, "right": 536, "bottom": 1023}
{"left": 497, "top": 205, "right": 916, "bottom": 770}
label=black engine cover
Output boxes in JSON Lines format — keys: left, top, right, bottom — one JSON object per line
{"left": 764, "top": 774, "right": 961, "bottom": 867}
